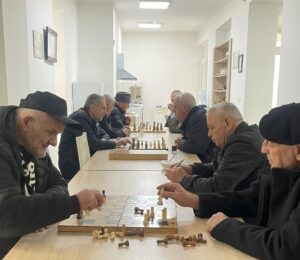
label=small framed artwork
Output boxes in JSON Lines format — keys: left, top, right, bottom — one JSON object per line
{"left": 44, "top": 26, "right": 57, "bottom": 63}
{"left": 33, "top": 30, "right": 44, "bottom": 59}
{"left": 238, "top": 54, "right": 244, "bottom": 73}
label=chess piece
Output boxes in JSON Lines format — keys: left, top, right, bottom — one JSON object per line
{"left": 182, "top": 240, "right": 197, "bottom": 247}
{"left": 157, "top": 188, "right": 164, "bottom": 205}
{"left": 145, "top": 141, "right": 148, "bottom": 150}
{"left": 153, "top": 140, "right": 156, "bottom": 149}
{"left": 149, "top": 125, "right": 152, "bottom": 131}
{"left": 77, "top": 210, "right": 83, "bottom": 220}
{"left": 134, "top": 206, "right": 144, "bottom": 215}
{"left": 133, "top": 124, "right": 136, "bottom": 131}
{"left": 156, "top": 125, "right": 159, "bottom": 132}
{"left": 102, "top": 190, "right": 106, "bottom": 198}
{"left": 146, "top": 121, "right": 149, "bottom": 130}
{"left": 137, "top": 140, "right": 140, "bottom": 149}
{"left": 92, "top": 230, "right": 109, "bottom": 240}
{"left": 143, "top": 213, "right": 149, "bottom": 225}
{"left": 146, "top": 209, "right": 150, "bottom": 221}
{"left": 149, "top": 141, "right": 152, "bottom": 149}
{"left": 110, "top": 231, "right": 116, "bottom": 241}
{"left": 160, "top": 123, "right": 163, "bottom": 131}
{"left": 141, "top": 140, "right": 144, "bottom": 149}
{"left": 157, "top": 239, "right": 168, "bottom": 245}
{"left": 161, "top": 207, "right": 168, "bottom": 225}
{"left": 157, "top": 140, "right": 161, "bottom": 149}
{"left": 118, "top": 240, "right": 129, "bottom": 248}
{"left": 150, "top": 206, "right": 155, "bottom": 222}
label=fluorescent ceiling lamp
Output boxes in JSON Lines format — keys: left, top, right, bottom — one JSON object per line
{"left": 139, "top": 1, "right": 170, "bottom": 9}
{"left": 138, "top": 23, "right": 162, "bottom": 29}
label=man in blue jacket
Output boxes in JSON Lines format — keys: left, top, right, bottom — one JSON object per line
{"left": 158, "top": 102, "right": 300, "bottom": 260}
{"left": 59, "top": 94, "right": 130, "bottom": 180}
{"left": 173, "top": 92, "right": 214, "bottom": 163}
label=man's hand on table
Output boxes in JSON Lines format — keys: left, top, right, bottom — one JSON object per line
{"left": 157, "top": 183, "right": 199, "bottom": 210}
{"left": 207, "top": 212, "right": 229, "bottom": 232}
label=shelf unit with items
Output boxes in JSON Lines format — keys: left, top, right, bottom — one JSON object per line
{"left": 212, "top": 39, "right": 232, "bottom": 104}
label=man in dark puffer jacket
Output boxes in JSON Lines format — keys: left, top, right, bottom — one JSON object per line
{"left": 0, "top": 91, "right": 105, "bottom": 258}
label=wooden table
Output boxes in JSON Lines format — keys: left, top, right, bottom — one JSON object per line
{"left": 82, "top": 149, "right": 199, "bottom": 171}
{"left": 5, "top": 170, "right": 254, "bottom": 260}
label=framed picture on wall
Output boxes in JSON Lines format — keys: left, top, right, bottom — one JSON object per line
{"left": 33, "top": 30, "right": 44, "bottom": 59}
{"left": 44, "top": 26, "right": 57, "bottom": 63}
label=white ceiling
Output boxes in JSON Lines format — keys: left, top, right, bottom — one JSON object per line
{"left": 77, "top": 0, "right": 232, "bottom": 32}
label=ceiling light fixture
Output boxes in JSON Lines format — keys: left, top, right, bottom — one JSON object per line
{"left": 138, "top": 22, "right": 162, "bottom": 29}
{"left": 139, "top": 1, "right": 170, "bottom": 10}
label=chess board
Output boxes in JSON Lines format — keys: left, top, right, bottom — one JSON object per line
{"left": 131, "top": 129, "right": 166, "bottom": 133}
{"left": 109, "top": 149, "right": 168, "bottom": 160}
{"left": 58, "top": 195, "right": 177, "bottom": 234}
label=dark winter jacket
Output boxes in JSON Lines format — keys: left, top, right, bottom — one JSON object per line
{"left": 0, "top": 106, "right": 79, "bottom": 258}
{"left": 196, "top": 168, "right": 300, "bottom": 260}
{"left": 180, "top": 122, "right": 268, "bottom": 193}
{"left": 110, "top": 103, "right": 126, "bottom": 130}
{"left": 178, "top": 105, "right": 214, "bottom": 163}
{"left": 59, "top": 108, "right": 116, "bottom": 180}
{"left": 99, "top": 115, "right": 125, "bottom": 138}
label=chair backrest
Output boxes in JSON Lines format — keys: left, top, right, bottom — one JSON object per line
{"left": 76, "top": 132, "right": 91, "bottom": 168}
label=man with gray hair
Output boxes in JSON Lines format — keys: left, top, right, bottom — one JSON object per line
{"left": 99, "top": 94, "right": 130, "bottom": 138}
{"left": 166, "top": 102, "right": 268, "bottom": 193}
{"left": 59, "top": 94, "right": 130, "bottom": 180}
{"left": 173, "top": 92, "right": 214, "bottom": 163}
{"left": 165, "top": 90, "right": 183, "bottom": 133}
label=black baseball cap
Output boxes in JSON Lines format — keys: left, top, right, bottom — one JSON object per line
{"left": 19, "top": 91, "right": 82, "bottom": 130}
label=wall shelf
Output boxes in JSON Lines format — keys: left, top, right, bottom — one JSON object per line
{"left": 212, "top": 39, "right": 232, "bottom": 104}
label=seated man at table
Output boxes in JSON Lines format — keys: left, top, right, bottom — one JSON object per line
{"left": 158, "top": 102, "right": 300, "bottom": 259}
{"left": 110, "top": 91, "right": 131, "bottom": 130}
{"left": 59, "top": 94, "right": 130, "bottom": 180}
{"left": 166, "top": 102, "right": 268, "bottom": 193}
{"left": 165, "top": 90, "right": 183, "bottom": 134}
{"left": 173, "top": 92, "right": 214, "bottom": 163}
{"left": 99, "top": 94, "right": 130, "bottom": 138}
{"left": 0, "top": 91, "right": 105, "bottom": 258}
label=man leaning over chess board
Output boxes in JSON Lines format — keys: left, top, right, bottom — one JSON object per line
{"left": 166, "top": 102, "right": 269, "bottom": 194}
{"left": 158, "top": 103, "right": 300, "bottom": 260}
{"left": 0, "top": 92, "right": 105, "bottom": 259}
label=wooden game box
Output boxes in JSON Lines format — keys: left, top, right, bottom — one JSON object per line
{"left": 58, "top": 195, "right": 177, "bottom": 234}
{"left": 109, "top": 149, "right": 168, "bottom": 160}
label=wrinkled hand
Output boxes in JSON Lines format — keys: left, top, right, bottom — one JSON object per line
{"left": 156, "top": 183, "right": 199, "bottom": 209}
{"left": 165, "top": 167, "right": 188, "bottom": 183}
{"left": 76, "top": 189, "right": 105, "bottom": 211}
{"left": 207, "top": 212, "right": 228, "bottom": 232}
{"left": 122, "top": 126, "right": 131, "bottom": 136}
{"left": 175, "top": 137, "right": 182, "bottom": 147}
{"left": 115, "top": 137, "right": 131, "bottom": 147}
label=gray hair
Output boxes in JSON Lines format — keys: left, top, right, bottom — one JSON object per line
{"left": 104, "top": 94, "right": 115, "bottom": 104}
{"left": 208, "top": 102, "right": 243, "bottom": 123}
{"left": 177, "top": 92, "right": 196, "bottom": 109}
{"left": 171, "top": 90, "right": 181, "bottom": 96}
{"left": 84, "top": 94, "right": 103, "bottom": 110}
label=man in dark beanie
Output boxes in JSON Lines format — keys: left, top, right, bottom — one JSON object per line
{"left": 0, "top": 91, "right": 105, "bottom": 258}
{"left": 157, "top": 102, "right": 300, "bottom": 259}
{"left": 110, "top": 91, "right": 131, "bottom": 131}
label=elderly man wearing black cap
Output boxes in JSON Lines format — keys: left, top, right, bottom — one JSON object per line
{"left": 110, "top": 91, "right": 131, "bottom": 132}
{"left": 157, "top": 103, "right": 300, "bottom": 259}
{"left": 0, "top": 91, "right": 105, "bottom": 258}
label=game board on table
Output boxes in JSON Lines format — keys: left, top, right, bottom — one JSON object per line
{"left": 58, "top": 195, "right": 177, "bottom": 234}
{"left": 109, "top": 148, "right": 168, "bottom": 160}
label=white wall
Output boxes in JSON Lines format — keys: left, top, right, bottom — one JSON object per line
{"left": 277, "top": 0, "right": 300, "bottom": 105}
{"left": 0, "top": 1, "right": 8, "bottom": 105}
{"left": 197, "top": 0, "right": 250, "bottom": 114}
{"left": 77, "top": 2, "right": 114, "bottom": 96}
{"left": 123, "top": 32, "right": 200, "bottom": 121}
{"left": 26, "top": 0, "right": 55, "bottom": 94}
{"left": 244, "top": 2, "right": 280, "bottom": 124}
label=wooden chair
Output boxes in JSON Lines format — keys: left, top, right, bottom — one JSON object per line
{"left": 76, "top": 132, "right": 91, "bottom": 168}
